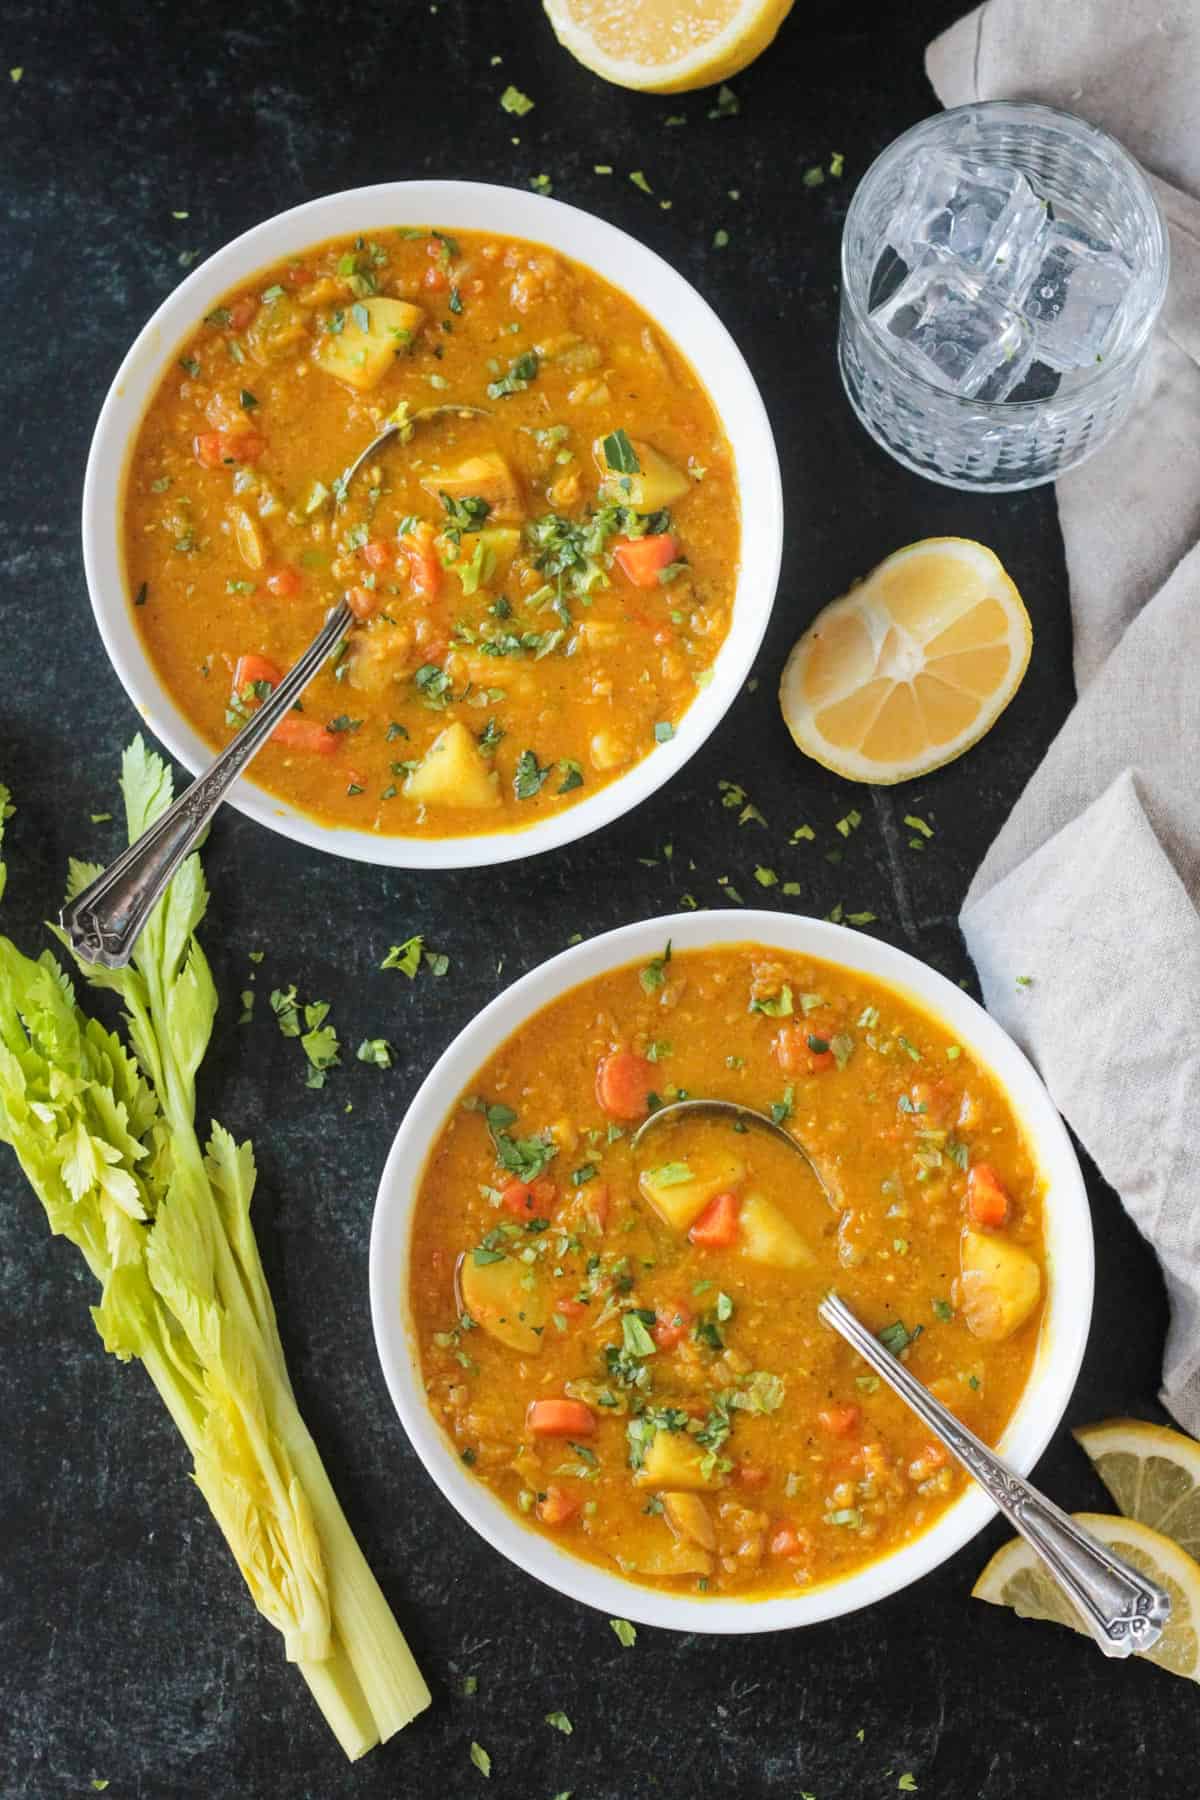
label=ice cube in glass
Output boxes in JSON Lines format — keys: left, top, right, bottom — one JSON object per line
{"left": 870, "top": 246, "right": 1035, "bottom": 401}
{"left": 890, "top": 150, "right": 1049, "bottom": 295}
{"left": 1019, "top": 222, "right": 1134, "bottom": 371}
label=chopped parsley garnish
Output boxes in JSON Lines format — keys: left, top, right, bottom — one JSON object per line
{"left": 487, "top": 349, "right": 539, "bottom": 399}
{"left": 609, "top": 1617, "right": 637, "bottom": 1648}
{"left": 602, "top": 428, "right": 640, "bottom": 475}
{"left": 707, "top": 83, "right": 739, "bottom": 118}
{"left": 514, "top": 748, "right": 552, "bottom": 799}
{"left": 380, "top": 936, "right": 423, "bottom": 977}
{"left": 500, "top": 84, "right": 534, "bottom": 115}
{"left": 440, "top": 491, "right": 492, "bottom": 531}
{"left": 544, "top": 1710, "right": 573, "bottom": 1735}
{"left": 639, "top": 939, "right": 672, "bottom": 994}
{"left": 468, "top": 1741, "right": 491, "bottom": 1778}
{"left": 879, "top": 1320, "right": 922, "bottom": 1356}
{"left": 356, "top": 1038, "right": 392, "bottom": 1068}
{"left": 770, "top": 1085, "right": 794, "bottom": 1126}
{"left": 557, "top": 758, "right": 584, "bottom": 793}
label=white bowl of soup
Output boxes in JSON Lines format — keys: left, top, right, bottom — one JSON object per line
{"left": 370, "top": 911, "right": 1093, "bottom": 1633}
{"left": 81, "top": 180, "right": 781, "bottom": 869}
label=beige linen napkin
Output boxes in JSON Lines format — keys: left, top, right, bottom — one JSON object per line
{"left": 925, "top": 1, "right": 1200, "bottom": 1430}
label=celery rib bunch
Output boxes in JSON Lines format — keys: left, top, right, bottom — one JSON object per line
{"left": 0, "top": 742, "right": 429, "bottom": 1759}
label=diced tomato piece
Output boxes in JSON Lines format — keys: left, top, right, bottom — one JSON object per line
{"left": 536, "top": 1485, "right": 579, "bottom": 1527}
{"left": 362, "top": 539, "right": 394, "bottom": 571}
{"left": 652, "top": 626, "right": 675, "bottom": 647}
{"left": 400, "top": 522, "right": 443, "bottom": 600}
{"left": 347, "top": 584, "right": 379, "bottom": 622}
{"left": 921, "top": 1440, "right": 949, "bottom": 1470}
{"left": 230, "top": 296, "right": 258, "bottom": 332}
{"left": 282, "top": 264, "right": 313, "bottom": 289}
{"left": 233, "top": 653, "right": 282, "bottom": 692}
{"left": 595, "top": 1049, "right": 655, "bottom": 1121}
{"left": 499, "top": 1180, "right": 535, "bottom": 1218}
{"left": 423, "top": 264, "right": 449, "bottom": 291}
{"left": 651, "top": 1304, "right": 692, "bottom": 1351}
{"left": 270, "top": 714, "right": 339, "bottom": 756}
{"left": 688, "top": 1190, "right": 741, "bottom": 1249}
{"left": 527, "top": 1398, "right": 596, "bottom": 1438}
{"left": 769, "top": 1521, "right": 813, "bottom": 1560}
{"left": 736, "top": 1464, "right": 770, "bottom": 1490}
{"left": 808, "top": 1048, "right": 835, "bottom": 1072}
{"left": 266, "top": 565, "right": 303, "bottom": 599}
{"left": 612, "top": 533, "right": 679, "bottom": 588}
{"left": 967, "top": 1163, "right": 1011, "bottom": 1228}
{"left": 554, "top": 1297, "right": 588, "bottom": 1321}
{"left": 817, "top": 1404, "right": 861, "bottom": 1437}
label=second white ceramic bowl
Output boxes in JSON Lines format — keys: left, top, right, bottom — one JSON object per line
{"left": 370, "top": 911, "right": 1094, "bottom": 1634}
{"left": 81, "top": 180, "right": 783, "bottom": 869}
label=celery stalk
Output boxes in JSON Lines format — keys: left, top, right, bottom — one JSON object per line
{"left": 0, "top": 747, "right": 430, "bottom": 1756}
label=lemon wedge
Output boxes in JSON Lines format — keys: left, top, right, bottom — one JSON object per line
{"left": 973, "top": 1512, "right": 1200, "bottom": 1683}
{"left": 779, "top": 537, "right": 1032, "bottom": 785}
{"left": 1075, "top": 1417, "right": 1200, "bottom": 1562}
{"left": 542, "top": 0, "right": 794, "bottom": 94}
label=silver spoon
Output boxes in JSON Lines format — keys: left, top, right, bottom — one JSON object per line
{"left": 633, "top": 1098, "right": 1172, "bottom": 1659}
{"left": 334, "top": 402, "right": 491, "bottom": 501}
{"left": 63, "top": 404, "right": 494, "bottom": 970}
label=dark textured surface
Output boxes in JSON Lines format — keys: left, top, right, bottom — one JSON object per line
{"left": 0, "top": 3, "right": 1189, "bottom": 1796}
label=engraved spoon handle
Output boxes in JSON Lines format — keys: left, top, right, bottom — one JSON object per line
{"left": 60, "top": 600, "right": 353, "bottom": 969}
{"left": 818, "top": 1292, "right": 1171, "bottom": 1658}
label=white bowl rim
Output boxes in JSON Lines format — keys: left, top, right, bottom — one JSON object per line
{"left": 80, "top": 178, "right": 783, "bottom": 871}
{"left": 369, "top": 910, "right": 1094, "bottom": 1635}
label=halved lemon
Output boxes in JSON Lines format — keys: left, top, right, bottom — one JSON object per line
{"left": 973, "top": 1512, "right": 1200, "bottom": 1683}
{"left": 779, "top": 537, "right": 1032, "bottom": 785}
{"left": 542, "top": 0, "right": 794, "bottom": 94}
{"left": 1075, "top": 1418, "right": 1200, "bottom": 1562}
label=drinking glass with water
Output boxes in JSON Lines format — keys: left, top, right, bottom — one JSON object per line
{"left": 839, "top": 102, "right": 1169, "bottom": 491}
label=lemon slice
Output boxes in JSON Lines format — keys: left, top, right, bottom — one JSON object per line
{"left": 779, "top": 537, "right": 1032, "bottom": 785}
{"left": 1075, "top": 1418, "right": 1200, "bottom": 1561}
{"left": 973, "top": 1513, "right": 1200, "bottom": 1683}
{"left": 542, "top": 0, "right": 794, "bottom": 94}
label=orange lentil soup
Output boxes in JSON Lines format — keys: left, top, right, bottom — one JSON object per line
{"left": 409, "top": 943, "right": 1047, "bottom": 1598}
{"left": 123, "top": 227, "right": 737, "bottom": 837}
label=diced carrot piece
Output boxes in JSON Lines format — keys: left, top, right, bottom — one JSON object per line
{"left": 400, "top": 522, "right": 443, "bottom": 600}
{"left": 230, "top": 296, "right": 258, "bottom": 331}
{"left": 194, "top": 428, "right": 265, "bottom": 468}
{"left": 817, "top": 1404, "right": 861, "bottom": 1437}
{"left": 233, "top": 653, "right": 282, "bottom": 692}
{"left": 808, "top": 1048, "right": 835, "bottom": 1073}
{"left": 266, "top": 565, "right": 303, "bottom": 599}
{"left": 222, "top": 429, "right": 266, "bottom": 464}
{"left": 499, "top": 1180, "right": 535, "bottom": 1218}
{"left": 362, "top": 539, "right": 394, "bottom": 571}
{"left": 688, "top": 1190, "right": 741, "bottom": 1249}
{"left": 967, "top": 1163, "right": 1011, "bottom": 1229}
{"left": 282, "top": 264, "right": 313, "bottom": 289}
{"left": 536, "top": 1485, "right": 579, "bottom": 1527}
{"left": 347, "top": 584, "right": 380, "bottom": 622}
{"left": 554, "top": 1297, "right": 588, "bottom": 1321}
{"left": 736, "top": 1464, "right": 770, "bottom": 1490}
{"left": 270, "top": 714, "right": 339, "bottom": 756}
{"left": 612, "top": 533, "right": 679, "bottom": 588}
{"left": 595, "top": 1049, "right": 655, "bottom": 1121}
{"left": 527, "top": 1398, "right": 595, "bottom": 1438}
{"left": 651, "top": 1303, "right": 692, "bottom": 1350}
{"left": 530, "top": 1177, "right": 558, "bottom": 1214}
{"left": 769, "top": 1521, "right": 813, "bottom": 1559}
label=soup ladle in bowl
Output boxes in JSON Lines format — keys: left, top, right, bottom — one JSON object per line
{"left": 632, "top": 1098, "right": 1172, "bottom": 1659}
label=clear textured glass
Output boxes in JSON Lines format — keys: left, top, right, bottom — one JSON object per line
{"left": 839, "top": 102, "right": 1169, "bottom": 491}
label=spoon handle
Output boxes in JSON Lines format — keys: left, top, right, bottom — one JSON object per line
{"left": 818, "top": 1292, "right": 1171, "bottom": 1659}
{"left": 60, "top": 601, "right": 353, "bottom": 969}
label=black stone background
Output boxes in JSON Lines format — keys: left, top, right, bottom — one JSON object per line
{"left": 1, "top": 1, "right": 1193, "bottom": 1795}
